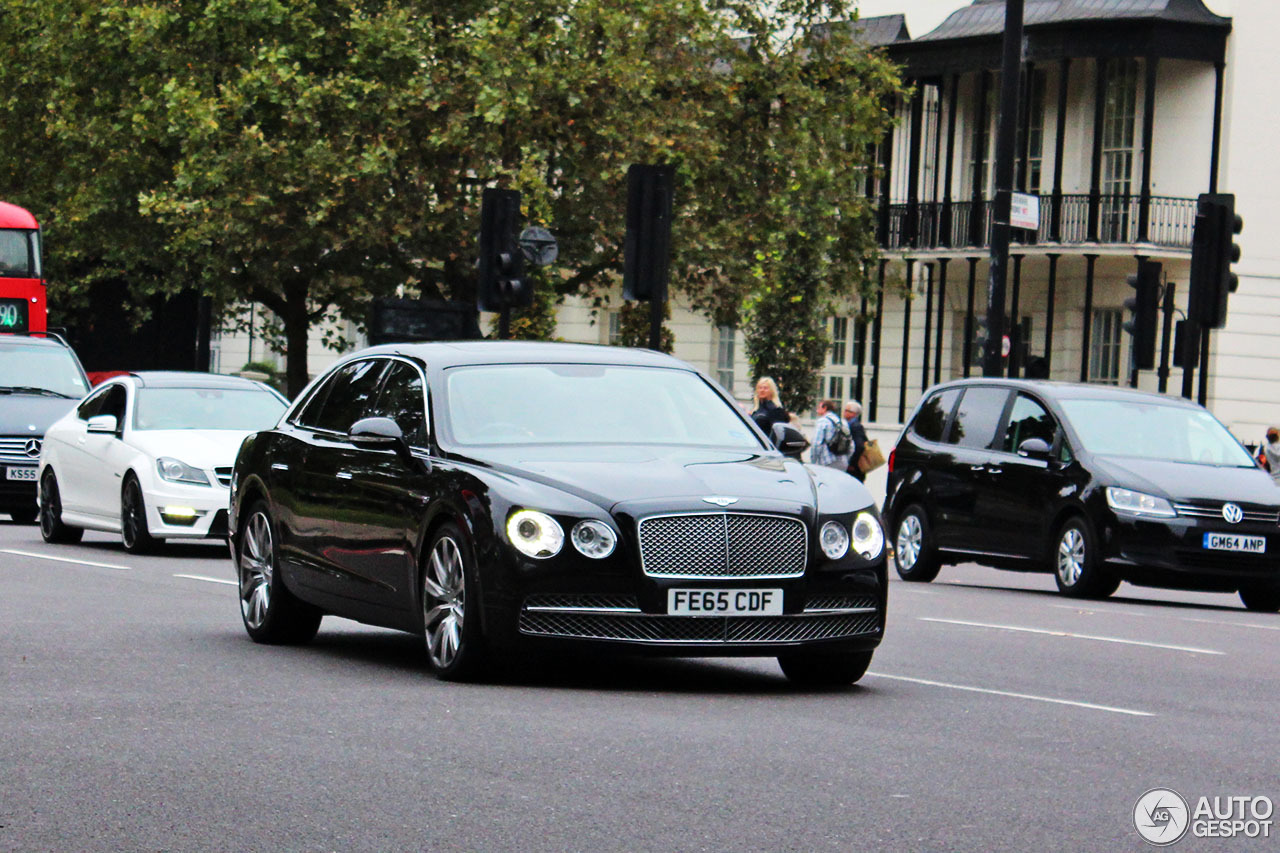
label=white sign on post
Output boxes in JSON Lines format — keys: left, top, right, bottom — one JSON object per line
{"left": 1010, "top": 192, "right": 1040, "bottom": 231}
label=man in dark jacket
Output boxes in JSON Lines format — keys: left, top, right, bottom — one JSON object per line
{"left": 842, "top": 400, "right": 869, "bottom": 482}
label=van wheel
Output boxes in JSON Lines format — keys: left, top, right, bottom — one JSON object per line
{"left": 893, "top": 504, "right": 940, "bottom": 582}
{"left": 1238, "top": 584, "right": 1280, "bottom": 613}
{"left": 1053, "top": 516, "right": 1116, "bottom": 598}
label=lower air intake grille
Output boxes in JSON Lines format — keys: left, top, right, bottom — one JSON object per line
{"left": 518, "top": 610, "right": 880, "bottom": 644}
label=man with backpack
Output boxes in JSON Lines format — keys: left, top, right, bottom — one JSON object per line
{"left": 810, "top": 399, "right": 854, "bottom": 471}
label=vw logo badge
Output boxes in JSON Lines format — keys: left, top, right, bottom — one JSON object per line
{"left": 24, "top": 438, "right": 41, "bottom": 458}
{"left": 1222, "top": 502, "right": 1244, "bottom": 524}
{"left": 702, "top": 496, "right": 739, "bottom": 507}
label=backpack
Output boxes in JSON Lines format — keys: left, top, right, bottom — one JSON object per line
{"left": 825, "top": 414, "right": 852, "bottom": 455}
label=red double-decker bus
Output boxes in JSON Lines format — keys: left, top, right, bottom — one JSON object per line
{"left": 0, "top": 200, "right": 46, "bottom": 334}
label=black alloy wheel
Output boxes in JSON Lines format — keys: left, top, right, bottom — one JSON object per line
{"left": 1238, "top": 584, "right": 1280, "bottom": 613}
{"left": 421, "top": 522, "right": 488, "bottom": 681}
{"left": 892, "top": 504, "right": 941, "bottom": 582}
{"left": 39, "top": 470, "right": 83, "bottom": 544}
{"left": 9, "top": 508, "right": 38, "bottom": 524}
{"left": 237, "top": 501, "right": 323, "bottom": 644}
{"left": 777, "top": 650, "right": 874, "bottom": 687}
{"left": 1052, "top": 516, "right": 1119, "bottom": 599}
{"left": 120, "top": 475, "right": 161, "bottom": 554}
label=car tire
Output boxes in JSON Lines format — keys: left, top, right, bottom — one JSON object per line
{"left": 892, "top": 504, "right": 941, "bottom": 582}
{"left": 39, "top": 471, "right": 83, "bottom": 544}
{"left": 1238, "top": 584, "right": 1280, "bottom": 613}
{"left": 9, "top": 508, "right": 38, "bottom": 524}
{"left": 237, "top": 501, "right": 323, "bottom": 644}
{"left": 1053, "top": 516, "right": 1116, "bottom": 599}
{"left": 421, "top": 522, "right": 489, "bottom": 681}
{"left": 777, "top": 650, "right": 873, "bottom": 687}
{"left": 121, "top": 475, "right": 162, "bottom": 554}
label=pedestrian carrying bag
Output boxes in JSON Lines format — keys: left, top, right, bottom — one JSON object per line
{"left": 857, "top": 439, "right": 886, "bottom": 474}
{"left": 826, "top": 416, "right": 852, "bottom": 455}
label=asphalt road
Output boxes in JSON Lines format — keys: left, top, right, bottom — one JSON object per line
{"left": 2, "top": 519, "right": 1276, "bottom": 852}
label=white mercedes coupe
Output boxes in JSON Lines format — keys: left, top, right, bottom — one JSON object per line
{"left": 37, "top": 372, "right": 287, "bottom": 552}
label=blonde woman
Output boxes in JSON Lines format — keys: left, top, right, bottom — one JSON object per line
{"left": 750, "top": 376, "right": 789, "bottom": 436}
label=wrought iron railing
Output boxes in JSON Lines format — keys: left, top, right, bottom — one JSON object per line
{"left": 879, "top": 193, "right": 1197, "bottom": 251}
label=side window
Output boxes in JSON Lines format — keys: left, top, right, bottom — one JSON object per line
{"left": 911, "top": 388, "right": 961, "bottom": 443}
{"left": 1000, "top": 394, "right": 1057, "bottom": 453}
{"left": 77, "top": 387, "right": 109, "bottom": 420}
{"left": 949, "top": 387, "right": 1010, "bottom": 449}
{"left": 367, "top": 361, "right": 427, "bottom": 447}
{"left": 310, "top": 360, "right": 388, "bottom": 433}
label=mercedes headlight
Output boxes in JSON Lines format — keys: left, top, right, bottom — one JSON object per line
{"left": 506, "top": 509, "right": 564, "bottom": 558}
{"left": 571, "top": 520, "right": 617, "bottom": 559}
{"left": 820, "top": 520, "right": 850, "bottom": 560}
{"left": 851, "top": 511, "right": 885, "bottom": 560}
{"left": 1106, "top": 487, "right": 1176, "bottom": 518}
{"left": 156, "top": 457, "right": 211, "bottom": 486}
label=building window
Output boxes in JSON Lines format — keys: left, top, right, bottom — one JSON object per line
{"left": 1101, "top": 58, "right": 1139, "bottom": 240}
{"left": 830, "top": 317, "right": 849, "bottom": 365}
{"left": 827, "top": 375, "right": 844, "bottom": 401}
{"left": 1018, "top": 68, "right": 1048, "bottom": 193}
{"left": 606, "top": 311, "right": 622, "bottom": 346}
{"left": 1090, "top": 308, "right": 1123, "bottom": 385}
{"left": 715, "top": 325, "right": 735, "bottom": 391}
{"left": 967, "top": 74, "right": 996, "bottom": 198}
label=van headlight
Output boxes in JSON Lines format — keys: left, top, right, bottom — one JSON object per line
{"left": 506, "top": 509, "right": 564, "bottom": 558}
{"left": 851, "top": 511, "right": 885, "bottom": 560}
{"left": 1106, "top": 487, "right": 1176, "bottom": 518}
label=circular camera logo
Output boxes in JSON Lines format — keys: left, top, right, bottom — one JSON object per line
{"left": 1134, "top": 788, "right": 1190, "bottom": 846}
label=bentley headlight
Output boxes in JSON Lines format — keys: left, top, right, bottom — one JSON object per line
{"left": 1106, "top": 487, "right": 1176, "bottom": 518}
{"left": 851, "top": 511, "right": 885, "bottom": 560}
{"left": 507, "top": 509, "right": 564, "bottom": 558}
{"left": 156, "top": 457, "right": 211, "bottom": 486}
{"left": 571, "top": 520, "right": 617, "bottom": 559}
{"left": 820, "top": 520, "right": 850, "bottom": 560}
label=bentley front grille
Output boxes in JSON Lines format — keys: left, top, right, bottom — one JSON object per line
{"left": 637, "top": 512, "right": 807, "bottom": 579}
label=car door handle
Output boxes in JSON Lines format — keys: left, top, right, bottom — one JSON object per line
{"left": 271, "top": 463, "right": 289, "bottom": 471}
{"left": 986, "top": 466, "right": 1003, "bottom": 476}
{"left": 969, "top": 464, "right": 986, "bottom": 472}
{"left": 336, "top": 471, "right": 353, "bottom": 480}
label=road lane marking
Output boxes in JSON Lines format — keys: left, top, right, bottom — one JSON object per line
{"left": 919, "top": 617, "right": 1224, "bottom": 655}
{"left": 1047, "top": 603, "right": 1280, "bottom": 632}
{"left": 173, "top": 574, "right": 237, "bottom": 586}
{"left": 1, "top": 548, "right": 130, "bottom": 571}
{"left": 867, "top": 672, "right": 1155, "bottom": 717}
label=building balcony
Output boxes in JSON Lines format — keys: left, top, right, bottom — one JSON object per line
{"left": 878, "top": 193, "right": 1198, "bottom": 253}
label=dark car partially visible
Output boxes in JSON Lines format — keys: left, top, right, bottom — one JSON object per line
{"left": 885, "top": 379, "right": 1280, "bottom": 612}
{"left": 0, "top": 333, "right": 89, "bottom": 522}
{"left": 229, "top": 342, "right": 888, "bottom": 685}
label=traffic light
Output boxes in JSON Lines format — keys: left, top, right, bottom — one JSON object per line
{"left": 623, "top": 164, "right": 674, "bottom": 302}
{"left": 1189, "top": 193, "right": 1243, "bottom": 329}
{"left": 476, "top": 188, "right": 529, "bottom": 312}
{"left": 970, "top": 314, "right": 990, "bottom": 365}
{"left": 1123, "top": 260, "right": 1161, "bottom": 370}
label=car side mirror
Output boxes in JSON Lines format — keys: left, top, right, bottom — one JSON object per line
{"left": 87, "top": 414, "right": 118, "bottom": 434}
{"left": 1017, "top": 437, "right": 1052, "bottom": 460}
{"left": 349, "top": 416, "right": 404, "bottom": 449}
{"left": 349, "top": 416, "right": 430, "bottom": 473}
{"left": 770, "top": 423, "right": 810, "bottom": 459}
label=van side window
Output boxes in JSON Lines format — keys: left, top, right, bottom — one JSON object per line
{"left": 1001, "top": 394, "right": 1057, "bottom": 453}
{"left": 949, "top": 387, "right": 1011, "bottom": 449}
{"left": 911, "top": 388, "right": 960, "bottom": 443}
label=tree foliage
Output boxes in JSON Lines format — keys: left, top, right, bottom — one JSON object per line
{"left": 0, "top": 0, "right": 902, "bottom": 399}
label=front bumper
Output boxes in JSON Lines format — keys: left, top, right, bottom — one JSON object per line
{"left": 143, "top": 482, "right": 231, "bottom": 540}
{"left": 1103, "top": 512, "right": 1280, "bottom": 591}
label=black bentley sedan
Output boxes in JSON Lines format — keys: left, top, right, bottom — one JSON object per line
{"left": 885, "top": 378, "right": 1280, "bottom": 612}
{"left": 228, "top": 342, "right": 887, "bottom": 684}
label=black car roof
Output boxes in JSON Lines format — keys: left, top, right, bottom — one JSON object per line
{"left": 926, "top": 377, "right": 1202, "bottom": 409}
{"left": 350, "top": 340, "right": 689, "bottom": 370}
